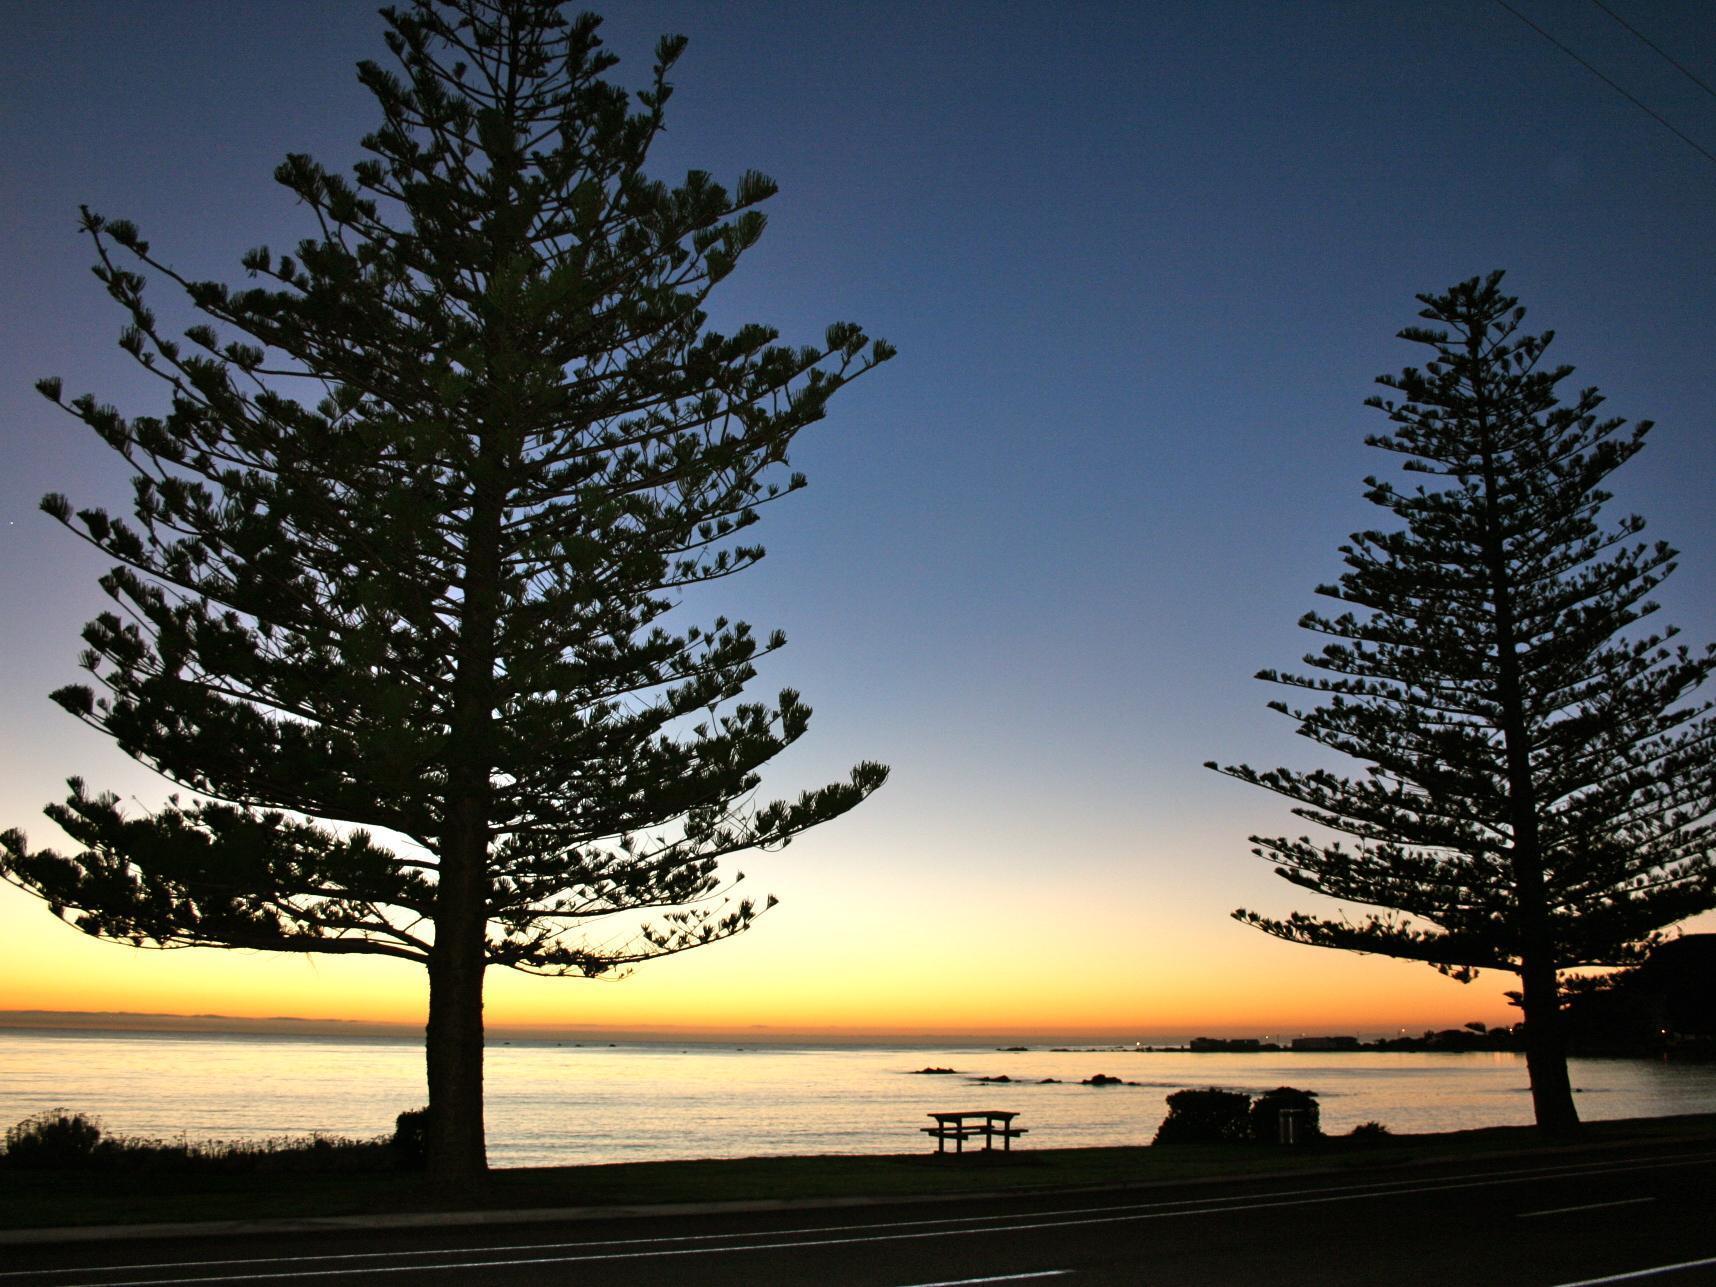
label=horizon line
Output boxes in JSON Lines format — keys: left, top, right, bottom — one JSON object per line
{"left": 0, "top": 1008, "right": 1459, "bottom": 1045}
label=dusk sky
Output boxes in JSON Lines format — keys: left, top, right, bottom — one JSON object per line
{"left": 2, "top": 1, "right": 1713, "bottom": 1041}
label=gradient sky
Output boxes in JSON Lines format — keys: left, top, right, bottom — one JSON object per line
{"left": 2, "top": 1, "right": 1713, "bottom": 1041}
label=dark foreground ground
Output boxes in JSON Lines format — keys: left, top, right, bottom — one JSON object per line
{"left": 3, "top": 1123, "right": 1714, "bottom": 1285}
{"left": 4, "top": 1112, "right": 1715, "bottom": 1235}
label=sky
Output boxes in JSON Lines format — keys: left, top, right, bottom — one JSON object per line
{"left": 1, "top": 0, "right": 1713, "bottom": 1043}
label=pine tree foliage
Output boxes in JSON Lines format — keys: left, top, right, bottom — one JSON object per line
{"left": 1210, "top": 272, "right": 1714, "bottom": 1129}
{"left": 1, "top": 0, "right": 891, "bottom": 1169}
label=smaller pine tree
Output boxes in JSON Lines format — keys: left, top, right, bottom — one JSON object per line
{"left": 1211, "top": 272, "right": 1716, "bottom": 1135}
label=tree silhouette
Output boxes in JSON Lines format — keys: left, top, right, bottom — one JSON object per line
{"left": 1210, "top": 272, "right": 1714, "bottom": 1135}
{"left": 0, "top": 0, "right": 892, "bottom": 1177}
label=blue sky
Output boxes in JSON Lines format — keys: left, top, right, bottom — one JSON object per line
{"left": 1, "top": 1, "right": 1712, "bottom": 1037}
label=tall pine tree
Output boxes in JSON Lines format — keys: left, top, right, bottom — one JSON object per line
{"left": 1210, "top": 273, "right": 1714, "bottom": 1134}
{"left": 0, "top": 0, "right": 892, "bottom": 1176}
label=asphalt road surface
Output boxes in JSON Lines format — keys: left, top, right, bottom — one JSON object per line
{"left": 6, "top": 1144, "right": 1714, "bottom": 1285}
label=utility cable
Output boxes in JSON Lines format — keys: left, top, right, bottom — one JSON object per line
{"left": 1491, "top": 0, "right": 1716, "bottom": 168}
{"left": 1591, "top": 0, "right": 1716, "bottom": 106}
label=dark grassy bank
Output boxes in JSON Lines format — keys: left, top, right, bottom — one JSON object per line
{"left": 2, "top": 1112, "right": 1713, "bottom": 1234}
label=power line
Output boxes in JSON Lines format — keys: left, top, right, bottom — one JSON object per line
{"left": 1591, "top": 0, "right": 1716, "bottom": 106}
{"left": 1491, "top": 0, "right": 1716, "bottom": 168}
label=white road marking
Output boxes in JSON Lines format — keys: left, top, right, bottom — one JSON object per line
{"left": 897, "top": 1273, "right": 1070, "bottom": 1286}
{"left": 1518, "top": 1197, "right": 1657, "bottom": 1218}
{"left": 20, "top": 1150, "right": 1715, "bottom": 1286}
{"left": 1550, "top": 1255, "right": 1716, "bottom": 1285}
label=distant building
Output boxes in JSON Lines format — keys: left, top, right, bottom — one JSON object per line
{"left": 1190, "top": 1037, "right": 1262, "bottom": 1052}
{"left": 1290, "top": 1035, "right": 1360, "bottom": 1051}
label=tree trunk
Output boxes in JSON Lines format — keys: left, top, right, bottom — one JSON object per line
{"left": 424, "top": 907, "right": 488, "bottom": 1178}
{"left": 426, "top": 426, "right": 510, "bottom": 1179}
{"left": 1473, "top": 385, "right": 1580, "bottom": 1140}
{"left": 1518, "top": 952, "right": 1580, "bottom": 1137}
{"left": 428, "top": 565, "right": 501, "bottom": 1180}
{"left": 424, "top": 106, "right": 531, "bottom": 1175}
{"left": 428, "top": 536, "right": 503, "bottom": 1178}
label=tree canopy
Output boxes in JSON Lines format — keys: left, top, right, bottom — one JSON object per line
{"left": 1, "top": 0, "right": 892, "bottom": 1175}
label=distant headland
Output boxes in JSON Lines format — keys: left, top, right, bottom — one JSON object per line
{"left": 1184, "top": 1029, "right": 1517, "bottom": 1053}
{"left": 0, "top": 1010, "right": 1510, "bottom": 1047}
{"left": 0, "top": 1010, "right": 419, "bottom": 1039}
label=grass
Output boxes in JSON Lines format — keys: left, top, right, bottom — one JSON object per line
{"left": 3, "top": 1112, "right": 1712, "bottom": 1234}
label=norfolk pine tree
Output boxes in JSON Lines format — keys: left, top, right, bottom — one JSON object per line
{"left": 0, "top": 0, "right": 893, "bottom": 1177}
{"left": 1211, "top": 273, "right": 1715, "bottom": 1135}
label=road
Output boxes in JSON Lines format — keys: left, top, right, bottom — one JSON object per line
{"left": 5, "top": 1144, "right": 1714, "bottom": 1285}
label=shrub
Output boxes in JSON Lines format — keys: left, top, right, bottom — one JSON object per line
{"left": 3, "top": 1110, "right": 105, "bottom": 1169}
{"left": 1250, "top": 1087, "right": 1321, "bottom": 1143}
{"left": 1, "top": 1110, "right": 399, "bottom": 1173}
{"left": 202, "top": 1133, "right": 396, "bottom": 1174}
{"left": 392, "top": 1107, "right": 430, "bottom": 1169}
{"left": 1152, "top": 1088, "right": 1252, "bottom": 1144}
{"left": 1349, "top": 1120, "right": 1391, "bottom": 1140}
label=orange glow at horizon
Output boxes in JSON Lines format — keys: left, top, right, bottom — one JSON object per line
{"left": 0, "top": 876, "right": 1539, "bottom": 1040}
{"left": 10, "top": 802, "right": 1709, "bottom": 1043}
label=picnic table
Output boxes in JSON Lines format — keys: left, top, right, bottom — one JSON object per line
{"left": 921, "top": 1110, "right": 1027, "bottom": 1153}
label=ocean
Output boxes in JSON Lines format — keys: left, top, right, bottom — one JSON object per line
{"left": 2, "top": 1030, "right": 1713, "bottom": 1168}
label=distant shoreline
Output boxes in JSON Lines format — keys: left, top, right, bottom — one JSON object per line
{"left": 0, "top": 1010, "right": 1500, "bottom": 1049}
{"left": 0, "top": 1010, "right": 421, "bottom": 1040}
{"left": 1, "top": 1011, "right": 1193, "bottom": 1047}
{"left": 3, "top": 1010, "right": 1681, "bottom": 1056}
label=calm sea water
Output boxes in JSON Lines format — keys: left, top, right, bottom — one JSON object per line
{"left": 2, "top": 1030, "right": 1713, "bottom": 1168}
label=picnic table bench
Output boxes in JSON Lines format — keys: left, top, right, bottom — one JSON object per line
{"left": 921, "top": 1110, "right": 1027, "bottom": 1153}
